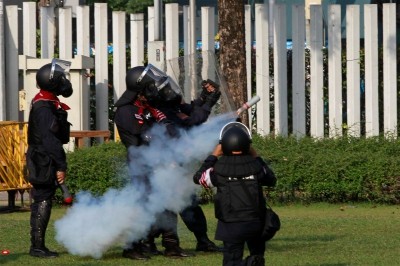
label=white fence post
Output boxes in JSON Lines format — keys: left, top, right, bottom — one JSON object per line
{"left": 1, "top": 2, "right": 399, "bottom": 140}
{"left": 273, "top": 4, "right": 288, "bottom": 137}
{"left": 165, "top": 3, "right": 179, "bottom": 79}
{"left": 113, "top": 11, "right": 126, "bottom": 105}
{"left": 5, "top": 5, "right": 18, "bottom": 121}
{"left": 328, "top": 5, "right": 342, "bottom": 137}
{"left": 201, "top": 6, "right": 215, "bottom": 82}
{"left": 148, "top": 6, "right": 155, "bottom": 42}
{"left": 130, "top": 13, "right": 144, "bottom": 67}
{"left": 255, "top": 3, "right": 270, "bottom": 136}
{"left": 310, "top": 5, "right": 324, "bottom": 138}
{"left": 23, "top": 2, "right": 36, "bottom": 57}
{"left": 94, "top": 3, "right": 109, "bottom": 133}
{"left": 364, "top": 4, "right": 379, "bottom": 137}
{"left": 59, "top": 7, "right": 72, "bottom": 59}
{"left": 346, "top": 5, "right": 360, "bottom": 137}
{"left": 40, "top": 6, "right": 55, "bottom": 59}
{"left": 245, "top": 5, "right": 252, "bottom": 129}
{"left": 292, "top": 4, "right": 306, "bottom": 137}
{"left": 189, "top": 0, "right": 197, "bottom": 55}
{"left": 383, "top": 3, "right": 397, "bottom": 137}
{"left": 76, "top": 6, "right": 90, "bottom": 57}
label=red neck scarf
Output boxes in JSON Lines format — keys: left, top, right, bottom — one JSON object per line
{"left": 32, "top": 90, "right": 70, "bottom": 110}
{"left": 134, "top": 100, "right": 165, "bottom": 123}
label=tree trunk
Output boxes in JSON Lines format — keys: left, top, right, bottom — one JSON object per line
{"left": 218, "top": 0, "right": 248, "bottom": 125}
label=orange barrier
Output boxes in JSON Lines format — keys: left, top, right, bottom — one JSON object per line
{"left": 0, "top": 122, "right": 30, "bottom": 192}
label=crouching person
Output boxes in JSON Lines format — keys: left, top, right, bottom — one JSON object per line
{"left": 193, "top": 122, "right": 277, "bottom": 266}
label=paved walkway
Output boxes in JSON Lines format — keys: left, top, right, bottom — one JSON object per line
{"left": 0, "top": 191, "right": 31, "bottom": 212}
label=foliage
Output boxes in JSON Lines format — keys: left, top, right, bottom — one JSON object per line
{"left": 60, "top": 137, "right": 400, "bottom": 205}
{"left": 254, "top": 134, "right": 400, "bottom": 204}
{"left": 55, "top": 141, "right": 128, "bottom": 203}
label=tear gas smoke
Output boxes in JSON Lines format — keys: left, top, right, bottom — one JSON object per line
{"left": 55, "top": 113, "right": 235, "bottom": 258}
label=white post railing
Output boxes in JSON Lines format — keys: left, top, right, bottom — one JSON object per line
{"left": 255, "top": 3, "right": 270, "bottom": 136}
{"left": 383, "top": 3, "right": 397, "bottom": 137}
{"left": 310, "top": 4, "right": 324, "bottom": 138}
{"left": 0, "top": 2, "right": 398, "bottom": 140}
{"left": 292, "top": 4, "right": 306, "bottom": 137}
{"left": 130, "top": 13, "right": 144, "bottom": 67}
{"left": 40, "top": 6, "right": 55, "bottom": 59}
{"left": 59, "top": 7, "right": 72, "bottom": 59}
{"left": 346, "top": 5, "right": 361, "bottom": 137}
{"left": 364, "top": 4, "right": 379, "bottom": 137}
{"left": 23, "top": 2, "right": 36, "bottom": 57}
{"left": 328, "top": 5, "right": 342, "bottom": 137}
{"left": 112, "top": 11, "right": 127, "bottom": 105}
{"left": 94, "top": 3, "right": 109, "bottom": 132}
{"left": 273, "top": 4, "right": 288, "bottom": 137}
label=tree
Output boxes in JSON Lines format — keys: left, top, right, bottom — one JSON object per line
{"left": 218, "top": 0, "right": 248, "bottom": 125}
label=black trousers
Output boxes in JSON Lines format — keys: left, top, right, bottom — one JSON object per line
{"left": 148, "top": 210, "right": 180, "bottom": 248}
{"left": 179, "top": 195, "right": 207, "bottom": 238}
{"left": 222, "top": 238, "right": 265, "bottom": 266}
{"left": 31, "top": 183, "right": 56, "bottom": 202}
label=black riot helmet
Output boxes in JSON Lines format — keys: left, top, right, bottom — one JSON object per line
{"left": 115, "top": 65, "right": 160, "bottom": 107}
{"left": 36, "top": 59, "right": 73, "bottom": 98}
{"left": 219, "top": 122, "right": 252, "bottom": 155}
{"left": 126, "top": 66, "right": 146, "bottom": 92}
{"left": 138, "top": 64, "right": 183, "bottom": 106}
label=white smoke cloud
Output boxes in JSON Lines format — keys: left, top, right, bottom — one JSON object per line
{"left": 55, "top": 112, "right": 235, "bottom": 258}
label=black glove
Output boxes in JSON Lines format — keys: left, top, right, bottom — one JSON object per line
{"left": 200, "top": 87, "right": 210, "bottom": 102}
{"left": 204, "top": 90, "right": 221, "bottom": 109}
{"left": 164, "top": 121, "right": 180, "bottom": 138}
{"left": 205, "top": 79, "right": 220, "bottom": 90}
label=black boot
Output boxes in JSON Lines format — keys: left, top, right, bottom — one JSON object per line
{"left": 162, "top": 231, "right": 193, "bottom": 258}
{"left": 29, "top": 200, "right": 58, "bottom": 258}
{"left": 243, "top": 255, "right": 265, "bottom": 266}
{"left": 142, "top": 236, "right": 162, "bottom": 255}
{"left": 164, "top": 244, "right": 193, "bottom": 258}
{"left": 122, "top": 242, "right": 150, "bottom": 260}
{"left": 195, "top": 235, "right": 223, "bottom": 252}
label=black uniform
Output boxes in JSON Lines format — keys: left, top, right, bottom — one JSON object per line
{"left": 193, "top": 154, "right": 276, "bottom": 266}
{"left": 114, "top": 100, "right": 189, "bottom": 258}
{"left": 157, "top": 97, "right": 221, "bottom": 252}
{"left": 26, "top": 92, "right": 71, "bottom": 258}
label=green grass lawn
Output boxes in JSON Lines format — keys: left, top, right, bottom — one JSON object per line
{"left": 1, "top": 203, "right": 400, "bottom": 265}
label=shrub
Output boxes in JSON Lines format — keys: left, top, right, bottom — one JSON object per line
{"left": 255, "top": 134, "right": 400, "bottom": 204}
{"left": 55, "top": 141, "right": 128, "bottom": 203}
{"left": 59, "top": 137, "right": 400, "bottom": 205}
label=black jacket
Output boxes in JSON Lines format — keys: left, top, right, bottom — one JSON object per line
{"left": 193, "top": 154, "right": 276, "bottom": 241}
{"left": 114, "top": 104, "right": 152, "bottom": 148}
{"left": 157, "top": 100, "right": 211, "bottom": 130}
{"left": 27, "top": 100, "right": 69, "bottom": 172}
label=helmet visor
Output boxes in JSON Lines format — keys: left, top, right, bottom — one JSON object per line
{"left": 137, "top": 64, "right": 182, "bottom": 96}
{"left": 50, "top": 59, "right": 71, "bottom": 81}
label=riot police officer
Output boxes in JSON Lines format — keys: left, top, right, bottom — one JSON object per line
{"left": 114, "top": 66, "right": 190, "bottom": 259}
{"left": 151, "top": 72, "right": 223, "bottom": 252}
{"left": 27, "top": 59, "right": 73, "bottom": 258}
{"left": 193, "top": 122, "right": 277, "bottom": 266}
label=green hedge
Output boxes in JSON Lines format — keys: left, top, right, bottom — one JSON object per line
{"left": 59, "top": 137, "right": 400, "bottom": 204}
{"left": 254, "top": 135, "right": 400, "bottom": 204}
{"left": 56, "top": 142, "right": 128, "bottom": 202}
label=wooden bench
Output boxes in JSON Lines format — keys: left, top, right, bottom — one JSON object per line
{"left": 70, "top": 130, "right": 111, "bottom": 149}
